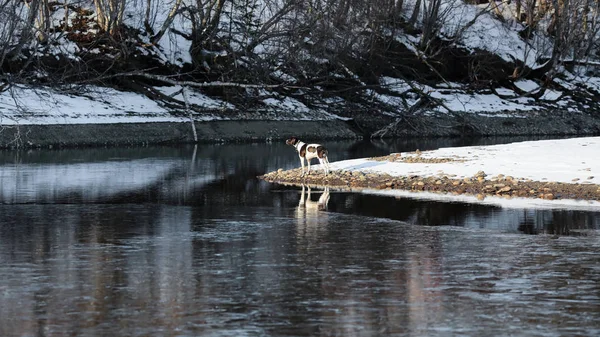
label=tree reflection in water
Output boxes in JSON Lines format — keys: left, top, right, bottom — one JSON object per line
{"left": 0, "top": 141, "right": 600, "bottom": 336}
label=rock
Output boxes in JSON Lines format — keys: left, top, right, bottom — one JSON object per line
{"left": 498, "top": 186, "right": 512, "bottom": 193}
{"left": 259, "top": 165, "right": 600, "bottom": 204}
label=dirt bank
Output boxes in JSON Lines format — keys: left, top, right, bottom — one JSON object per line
{"left": 354, "top": 110, "right": 600, "bottom": 137}
{"left": 260, "top": 167, "right": 600, "bottom": 202}
{"left": 1, "top": 110, "right": 599, "bottom": 149}
{"left": 0, "top": 120, "right": 360, "bottom": 148}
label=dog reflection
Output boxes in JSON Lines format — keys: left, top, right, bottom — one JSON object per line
{"left": 295, "top": 185, "right": 330, "bottom": 244}
{"left": 297, "top": 185, "right": 330, "bottom": 212}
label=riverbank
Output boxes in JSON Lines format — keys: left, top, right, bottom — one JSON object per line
{"left": 2, "top": 82, "right": 600, "bottom": 148}
{"left": 0, "top": 120, "right": 360, "bottom": 148}
{"left": 260, "top": 137, "right": 600, "bottom": 208}
{"left": 1, "top": 110, "right": 600, "bottom": 149}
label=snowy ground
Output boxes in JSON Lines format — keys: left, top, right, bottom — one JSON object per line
{"left": 0, "top": 72, "right": 593, "bottom": 125}
{"left": 0, "top": 80, "right": 580, "bottom": 125}
{"left": 328, "top": 137, "right": 600, "bottom": 210}
{"left": 0, "top": 85, "right": 338, "bottom": 125}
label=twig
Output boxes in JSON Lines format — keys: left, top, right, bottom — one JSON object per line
{"left": 182, "top": 86, "right": 198, "bottom": 142}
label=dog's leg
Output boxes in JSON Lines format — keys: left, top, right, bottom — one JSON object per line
{"left": 318, "top": 187, "right": 330, "bottom": 210}
{"left": 299, "top": 156, "right": 306, "bottom": 176}
{"left": 318, "top": 158, "right": 325, "bottom": 174}
{"left": 319, "top": 157, "right": 330, "bottom": 175}
{"left": 306, "top": 158, "right": 311, "bottom": 175}
{"left": 299, "top": 184, "right": 306, "bottom": 206}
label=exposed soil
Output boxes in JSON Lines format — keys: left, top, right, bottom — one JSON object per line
{"left": 0, "top": 120, "right": 359, "bottom": 149}
{"left": 260, "top": 166, "right": 600, "bottom": 202}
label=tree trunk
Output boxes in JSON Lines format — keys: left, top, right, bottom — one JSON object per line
{"left": 151, "top": 0, "right": 184, "bottom": 44}
{"left": 37, "top": 0, "right": 51, "bottom": 43}
{"left": 93, "top": 0, "right": 106, "bottom": 31}
{"left": 408, "top": 0, "right": 421, "bottom": 28}
{"left": 144, "top": 0, "right": 153, "bottom": 34}
{"left": 10, "top": 0, "right": 40, "bottom": 60}
{"left": 94, "top": 0, "right": 126, "bottom": 35}
{"left": 488, "top": 0, "right": 502, "bottom": 16}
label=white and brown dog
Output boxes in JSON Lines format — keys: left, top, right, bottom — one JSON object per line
{"left": 286, "top": 137, "right": 330, "bottom": 176}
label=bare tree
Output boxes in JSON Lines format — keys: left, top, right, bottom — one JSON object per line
{"left": 93, "top": 0, "right": 126, "bottom": 35}
{"left": 539, "top": 0, "right": 600, "bottom": 80}
{"left": 0, "top": 1, "right": 22, "bottom": 69}
{"left": 150, "top": 0, "right": 184, "bottom": 44}
{"left": 420, "top": 0, "right": 443, "bottom": 52}
{"left": 9, "top": 0, "right": 40, "bottom": 60}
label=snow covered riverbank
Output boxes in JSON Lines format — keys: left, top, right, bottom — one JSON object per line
{"left": 2, "top": 84, "right": 600, "bottom": 149}
{"left": 261, "top": 137, "right": 600, "bottom": 210}
{"left": 333, "top": 137, "right": 600, "bottom": 185}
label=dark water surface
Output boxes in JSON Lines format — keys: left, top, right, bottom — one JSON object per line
{"left": 1, "top": 138, "right": 600, "bottom": 336}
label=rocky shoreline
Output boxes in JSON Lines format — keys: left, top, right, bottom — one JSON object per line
{"left": 260, "top": 167, "right": 600, "bottom": 202}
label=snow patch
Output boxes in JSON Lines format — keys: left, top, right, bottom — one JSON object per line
{"left": 328, "top": 137, "right": 600, "bottom": 208}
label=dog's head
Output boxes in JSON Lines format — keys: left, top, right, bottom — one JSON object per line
{"left": 286, "top": 137, "right": 299, "bottom": 146}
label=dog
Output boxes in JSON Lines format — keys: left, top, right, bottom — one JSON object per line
{"left": 286, "top": 137, "right": 330, "bottom": 176}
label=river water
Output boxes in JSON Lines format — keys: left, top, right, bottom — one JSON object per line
{"left": 1, "top": 138, "right": 599, "bottom": 336}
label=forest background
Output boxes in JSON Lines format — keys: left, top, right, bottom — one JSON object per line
{"left": 2, "top": 0, "right": 600, "bottom": 138}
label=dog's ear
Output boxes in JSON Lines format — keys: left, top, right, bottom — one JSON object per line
{"left": 286, "top": 137, "right": 298, "bottom": 145}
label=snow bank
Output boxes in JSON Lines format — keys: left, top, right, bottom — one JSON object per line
{"left": 328, "top": 137, "right": 600, "bottom": 209}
